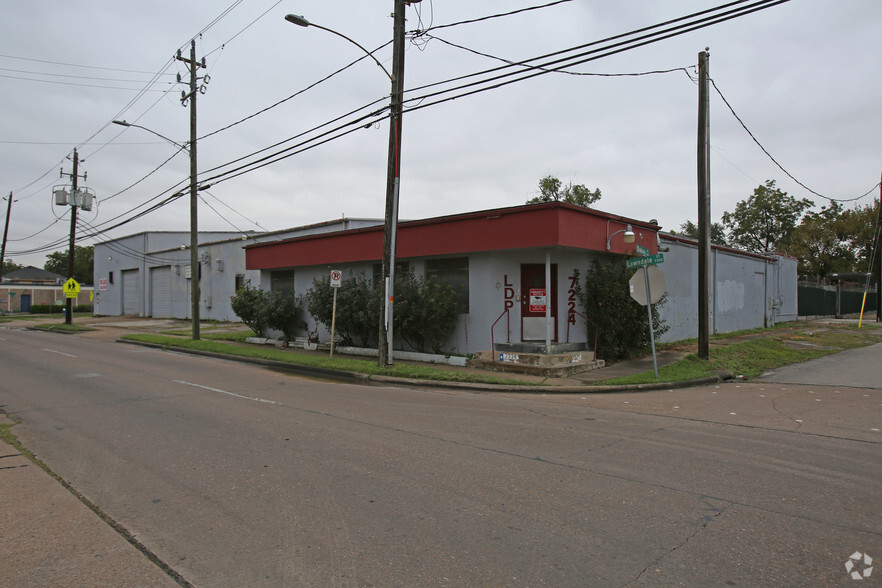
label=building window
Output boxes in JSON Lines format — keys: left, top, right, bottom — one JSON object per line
{"left": 426, "top": 257, "right": 469, "bottom": 313}
{"left": 235, "top": 274, "right": 246, "bottom": 292}
{"left": 372, "top": 262, "right": 411, "bottom": 287}
{"left": 270, "top": 270, "right": 295, "bottom": 294}
{"left": 108, "top": 271, "right": 114, "bottom": 284}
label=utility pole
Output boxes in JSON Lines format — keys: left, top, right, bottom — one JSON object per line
{"left": 0, "top": 192, "right": 12, "bottom": 282}
{"left": 697, "top": 49, "right": 711, "bottom": 359}
{"left": 176, "top": 39, "right": 206, "bottom": 340}
{"left": 378, "top": 0, "right": 408, "bottom": 367}
{"left": 877, "top": 172, "right": 881, "bottom": 321}
{"left": 61, "top": 149, "right": 85, "bottom": 326}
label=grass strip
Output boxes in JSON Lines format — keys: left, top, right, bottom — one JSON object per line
{"left": 121, "top": 333, "right": 531, "bottom": 386}
{"left": 29, "top": 323, "right": 98, "bottom": 333}
{"left": 594, "top": 323, "right": 881, "bottom": 386}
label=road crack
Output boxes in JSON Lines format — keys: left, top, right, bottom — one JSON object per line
{"left": 625, "top": 497, "right": 728, "bottom": 586}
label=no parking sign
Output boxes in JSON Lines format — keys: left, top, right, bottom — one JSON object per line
{"left": 330, "top": 269, "right": 342, "bottom": 288}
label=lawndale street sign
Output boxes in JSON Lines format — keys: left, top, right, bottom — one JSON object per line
{"left": 626, "top": 253, "right": 664, "bottom": 269}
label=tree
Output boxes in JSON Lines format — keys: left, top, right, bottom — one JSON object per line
{"left": 1, "top": 258, "right": 22, "bottom": 277}
{"left": 44, "top": 245, "right": 94, "bottom": 284}
{"left": 721, "top": 180, "right": 813, "bottom": 253}
{"left": 675, "top": 220, "right": 728, "bottom": 245}
{"left": 526, "top": 175, "right": 601, "bottom": 207}
{"left": 784, "top": 201, "right": 855, "bottom": 278}
{"left": 838, "top": 201, "right": 880, "bottom": 275}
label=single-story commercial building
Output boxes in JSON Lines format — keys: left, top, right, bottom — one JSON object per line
{"left": 92, "top": 202, "right": 797, "bottom": 355}
{"left": 92, "top": 219, "right": 382, "bottom": 320}
{"left": 244, "top": 202, "right": 797, "bottom": 354}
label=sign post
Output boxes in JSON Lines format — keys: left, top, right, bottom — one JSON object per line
{"left": 329, "top": 270, "right": 342, "bottom": 358}
{"left": 643, "top": 265, "right": 659, "bottom": 378}
{"left": 627, "top": 254, "right": 666, "bottom": 379}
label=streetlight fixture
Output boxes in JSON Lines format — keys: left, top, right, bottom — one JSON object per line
{"left": 284, "top": 15, "right": 393, "bottom": 83}
{"left": 286, "top": 1, "right": 415, "bottom": 367}
{"left": 606, "top": 222, "right": 635, "bottom": 250}
{"left": 112, "top": 118, "right": 200, "bottom": 340}
{"left": 112, "top": 120, "right": 189, "bottom": 152}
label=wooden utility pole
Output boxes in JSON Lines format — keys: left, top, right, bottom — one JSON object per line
{"left": 697, "top": 50, "right": 711, "bottom": 359}
{"left": 177, "top": 39, "right": 203, "bottom": 340}
{"left": 378, "top": 0, "right": 407, "bottom": 367}
{"left": 877, "top": 172, "right": 881, "bottom": 321}
{"left": 65, "top": 150, "right": 80, "bottom": 325}
{"left": 0, "top": 192, "right": 12, "bottom": 282}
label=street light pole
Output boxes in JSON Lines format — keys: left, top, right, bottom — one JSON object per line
{"left": 286, "top": 1, "right": 417, "bottom": 367}
{"left": 112, "top": 114, "right": 196, "bottom": 337}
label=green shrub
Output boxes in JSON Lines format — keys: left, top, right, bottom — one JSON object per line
{"left": 574, "top": 259, "right": 668, "bottom": 362}
{"left": 303, "top": 273, "right": 379, "bottom": 348}
{"left": 28, "top": 303, "right": 93, "bottom": 314}
{"left": 395, "top": 270, "right": 463, "bottom": 354}
{"left": 303, "top": 270, "right": 462, "bottom": 353}
{"left": 30, "top": 304, "right": 65, "bottom": 314}
{"left": 265, "top": 290, "right": 304, "bottom": 344}
{"left": 231, "top": 281, "right": 270, "bottom": 336}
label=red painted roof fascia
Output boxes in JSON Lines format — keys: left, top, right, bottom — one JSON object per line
{"left": 246, "top": 202, "right": 658, "bottom": 270}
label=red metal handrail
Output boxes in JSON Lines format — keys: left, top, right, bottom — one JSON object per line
{"left": 566, "top": 310, "right": 598, "bottom": 362}
{"left": 490, "top": 307, "right": 510, "bottom": 361}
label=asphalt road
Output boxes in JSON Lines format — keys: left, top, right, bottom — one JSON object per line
{"left": 1, "top": 325, "right": 879, "bottom": 586}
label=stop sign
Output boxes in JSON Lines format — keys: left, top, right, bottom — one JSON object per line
{"left": 629, "top": 265, "right": 666, "bottom": 306}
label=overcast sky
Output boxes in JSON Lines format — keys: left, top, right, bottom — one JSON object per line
{"left": 1, "top": 0, "right": 879, "bottom": 268}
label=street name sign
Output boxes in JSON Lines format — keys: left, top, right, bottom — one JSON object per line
{"left": 626, "top": 253, "right": 664, "bottom": 269}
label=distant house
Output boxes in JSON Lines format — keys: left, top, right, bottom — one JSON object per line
{"left": 0, "top": 266, "right": 92, "bottom": 313}
{"left": 4, "top": 266, "right": 65, "bottom": 285}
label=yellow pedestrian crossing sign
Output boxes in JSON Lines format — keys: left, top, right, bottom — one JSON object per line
{"left": 63, "top": 278, "right": 81, "bottom": 298}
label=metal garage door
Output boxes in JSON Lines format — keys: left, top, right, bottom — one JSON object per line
{"left": 150, "top": 266, "right": 172, "bottom": 318}
{"left": 122, "top": 269, "right": 140, "bottom": 315}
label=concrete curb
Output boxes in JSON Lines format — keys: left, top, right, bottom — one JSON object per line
{"left": 118, "top": 339, "right": 732, "bottom": 393}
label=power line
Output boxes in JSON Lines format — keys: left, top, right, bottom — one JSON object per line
{"left": 420, "top": 34, "right": 692, "bottom": 79}
{"left": 399, "top": 0, "right": 791, "bottom": 115}
{"left": 0, "top": 53, "right": 177, "bottom": 76}
{"left": 0, "top": 72, "right": 172, "bottom": 91}
{"left": 203, "top": 0, "right": 285, "bottom": 59}
{"left": 188, "top": 1, "right": 794, "bottom": 191}
{"left": 415, "top": 0, "right": 573, "bottom": 34}
{"left": 710, "top": 78, "right": 879, "bottom": 203}
{"left": 0, "top": 66, "right": 173, "bottom": 84}
{"left": 6, "top": 0, "right": 814, "bottom": 261}
{"left": 198, "top": 41, "right": 392, "bottom": 142}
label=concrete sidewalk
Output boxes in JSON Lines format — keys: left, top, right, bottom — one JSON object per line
{"left": 0, "top": 413, "right": 178, "bottom": 587}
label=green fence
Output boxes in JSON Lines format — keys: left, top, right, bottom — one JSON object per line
{"left": 798, "top": 284, "right": 878, "bottom": 316}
